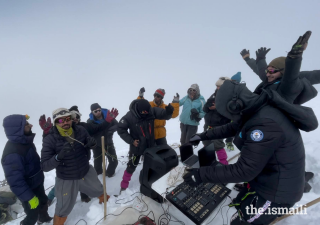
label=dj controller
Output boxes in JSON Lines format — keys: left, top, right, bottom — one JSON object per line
{"left": 166, "top": 182, "right": 231, "bottom": 225}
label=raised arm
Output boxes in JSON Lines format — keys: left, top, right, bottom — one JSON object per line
{"left": 240, "top": 49, "right": 259, "bottom": 75}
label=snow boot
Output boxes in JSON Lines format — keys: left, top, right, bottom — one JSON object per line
{"left": 304, "top": 182, "right": 312, "bottom": 193}
{"left": 80, "top": 192, "right": 91, "bottom": 203}
{"left": 216, "top": 148, "right": 228, "bottom": 165}
{"left": 37, "top": 216, "right": 53, "bottom": 224}
{"left": 305, "top": 171, "right": 314, "bottom": 183}
{"left": 120, "top": 170, "right": 133, "bottom": 190}
{"left": 98, "top": 194, "right": 110, "bottom": 204}
{"left": 53, "top": 215, "right": 67, "bottom": 225}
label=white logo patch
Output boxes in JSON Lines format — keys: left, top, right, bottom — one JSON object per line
{"left": 250, "top": 130, "right": 264, "bottom": 141}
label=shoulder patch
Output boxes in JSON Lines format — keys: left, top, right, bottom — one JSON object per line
{"left": 250, "top": 130, "right": 264, "bottom": 141}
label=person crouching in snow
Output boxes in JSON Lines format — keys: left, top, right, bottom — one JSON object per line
{"left": 179, "top": 84, "right": 206, "bottom": 145}
{"left": 2, "top": 115, "right": 52, "bottom": 225}
{"left": 117, "top": 99, "right": 174, "bottom": 192}
{"left": 137, "top": 87, "right": 180, "bottom": 145}
{"left": 41, "top": 108, "right": 108, "bottom": 225}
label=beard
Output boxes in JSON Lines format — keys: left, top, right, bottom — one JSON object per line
{"left": 24, "top": 129, "right": 32, "bottom": 136}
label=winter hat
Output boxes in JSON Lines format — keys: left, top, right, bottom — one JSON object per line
{"left": 136, "top": 99, "right": 151, "bottom": 114}
{"left": 231, "top": 72, "right": 241, "bottom": 83}
{"left": 268, "top": 57, "right": 286, "bottom": 75}
{"left": 216, "top": 77, "right": 231, "bottom": 87}
{"left": 154, "top": 88, "right": 165, "bottom": 98}
{"left": 90, "top": 103, "right": 101, "bottom": 112}
{"left": 69, "top": 105, "right": 82, "bottom": 119}
{"left": 69, "top": 105, "right": 79, "bottom": 112}
{"left": 52, "top": 108, "right": 72, "bottom": 125}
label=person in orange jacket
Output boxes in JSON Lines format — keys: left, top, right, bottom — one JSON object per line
{"left": 138, "top": 87, "right": 180, "bottom": 145}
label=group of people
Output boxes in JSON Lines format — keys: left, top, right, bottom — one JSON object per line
{"left": 1, "top": 30, "right": 320, "bottom": 225}
{"left": 183, "top": 31, "right": 320, "bottom": 225}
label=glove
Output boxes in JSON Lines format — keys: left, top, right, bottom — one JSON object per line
{"left": 165, "top": 103, "right": 174, "bottom": 115}
{"left": 84, "top": 137, "right": 97, "bottom": 148}
{"left": 106, "top": 108, "right": 119, "bottom": 123}
{"left": 57, "top": 142, "right": 73, "bottom": 160}
{"left": 190, "top": 108, "right": 201, "bottom": 122}
{"left": 226, "top": 142, "right": 234, "bottom": 151}
{"left": 240, "top": 49, "right": 250, "bottom": 60}
{"left": 28, "top": 196, "right": 39, "bottom": 209}
{"left": 39, "top": 115, "right": 52, "bottom": 134}
{"left": 255, "top": 47, "right": 271, "bottom": 61}
{"left": 172, "top": 93, "right": 180, "bottom": 103}
{"left": 139, "top": 87, "right": 145, "bottom": 97}
{"left": 288, "top": 31, "right": 312, "bottom": 58}
{"left": 189, "top": 132, "right": 209, "bottom": 145}
{"left": 183, "top": 168, "right": 202, "bottom": 187}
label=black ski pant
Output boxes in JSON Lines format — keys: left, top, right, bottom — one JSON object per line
{"left": 155, "top": 137, "right": 167, "bottom": 145}
{"left": 230, "top": 187, "right": 294, "bottom": 225}
{"left": 21, "top": 184, "right": 50, "bottom": 225}
{"left": 92, "top": 144, "right": 118, "bottom": 176}
{"left": 180, "top": 123, "right": 198, "bottom": 145}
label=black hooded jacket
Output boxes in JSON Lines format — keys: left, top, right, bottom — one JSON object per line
{"left": 41, "top": 124, "right": 91, "bottom": 180}
{"left": 198, "top": 81, "right": 315, "bottom": 204}
{"left": 117, "top": 99, "right": 173, "bottom": 155}
{"left": 203, "top": 94, "right": 231, "bottom": 128}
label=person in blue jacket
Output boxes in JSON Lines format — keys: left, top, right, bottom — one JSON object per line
{"left": 179, "top": 84, "right": 206, "bottom": 144}
{"left": 1, "top": 115, "right": 52, "bottom": 225}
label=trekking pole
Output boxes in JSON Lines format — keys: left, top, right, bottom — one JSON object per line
{"left": 101, "top": 136, "right": 107, "bottom": 220}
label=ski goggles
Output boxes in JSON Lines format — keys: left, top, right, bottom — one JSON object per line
{"left": 265, "top": 68, "right": 283, "bottom": 74}
{"left": 56, "top": 116, "right": 72, "bottom": 124}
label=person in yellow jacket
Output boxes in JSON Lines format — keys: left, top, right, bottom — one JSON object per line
{"left": 138, "top": 87, "right": 179, "bottom": 145}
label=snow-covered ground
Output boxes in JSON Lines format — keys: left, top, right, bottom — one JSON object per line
{"left": 3, "top": 93, "right": 320, "bottom": 225}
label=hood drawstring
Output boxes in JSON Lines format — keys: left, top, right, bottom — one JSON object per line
{"left": 140, "top": 126, "right": 145, "bottom": 137}
{"left": 149, "top": 123, "right": 152, "bottom": 134}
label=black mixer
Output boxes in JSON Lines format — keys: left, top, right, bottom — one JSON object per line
{"left": 166, "top": 182, "right": 231, "bottom": 225}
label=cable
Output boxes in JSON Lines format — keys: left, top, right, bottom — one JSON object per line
{"left": 138, "top": 210, "right": 156, "bottom": 222}
{"left": 207, "top": 197, "right": 229, "bottom": 224}
{"left": 74, "top": 219, "right": 87, "bottom": 225}
{"left": 157, "top": 191, "right": 185, "bottom": 225}
{"left": 95, "top": 192, "right": 149, "bottom": 225}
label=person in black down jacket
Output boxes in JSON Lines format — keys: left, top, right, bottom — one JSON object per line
{"left": 184, "top": 80, "right": 317, "bottom": 225}
{"left": 87, "top": 103, "right": 119, "bottom": 177}
{"left": 2, "top": 115, "right": 52, "bottom": 225}
{"left": 40, "top": 105, "right": 115, "bottom": 205}
{"left": 41, "top": 108, "right": 109, "bottom": 225}
{"left": 117, "top": 99, "right": 173, "bottom": 192}
{"left": 203, "top": 86, "right": 233, "bottom": 165}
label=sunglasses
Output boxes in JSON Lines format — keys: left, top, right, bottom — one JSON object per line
{"left": 154, "top": 94, "right": 163, "bottom": 99}
{"left": 56, "top": 116, "right": 72, "bottom": 124}
{"left": 93, "top": 110, "right": 101, "bottom": 113}
{"left": 265, "top": 68, "right": 283, "bottom": 74}
{"left": 189, "top": 89, "right": 197, "bottom": 92}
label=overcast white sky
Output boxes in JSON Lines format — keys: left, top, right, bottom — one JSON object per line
{"left": 1, "top": 0, "right": 320, "bottom": 152}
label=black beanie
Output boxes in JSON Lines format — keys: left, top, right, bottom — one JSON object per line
{"left": 136, "top": 99, "right": 150, "bottom": 113}
{"left": 69, "top": 105, "right": 79, "bottom": 113}
{"left": 91, "top": 103, "right": 101, "bottom": 111}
